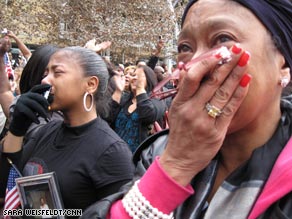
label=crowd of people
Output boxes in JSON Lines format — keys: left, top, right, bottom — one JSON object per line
{"left": 1, "top": 0, "right": 292, "bottom": 218}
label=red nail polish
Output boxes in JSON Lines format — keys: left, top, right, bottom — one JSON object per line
{"left": 178, "top": 62, "right": 186, "bottom": 71}
{"left": 231, "top": 44, "right": 242, "bottom": 54}
{"left": 238, "top": 52, "right": 250, "bottom": 67}
{"left": 240, "top": 74, "right": 252, "bottom": 87}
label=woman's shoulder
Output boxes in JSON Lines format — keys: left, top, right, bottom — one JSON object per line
{"left": 91, "top": 117, "right": 131, "bottom": 147}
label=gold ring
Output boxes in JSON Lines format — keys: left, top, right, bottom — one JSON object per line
{"left": 205, "top": 102, "right": 222, "bottom": 119}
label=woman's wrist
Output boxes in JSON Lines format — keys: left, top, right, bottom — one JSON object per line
{"left": 2, "top": 132, "right": 24, "bottom": 153}
{"left": 159, "top": 152, "right": 201, "bottom": 187}
{"left": 112, "top": 90, "right": 123, "bottom": 103}
{"left": 120, "top": 157, "right": 194, "bottom": 218}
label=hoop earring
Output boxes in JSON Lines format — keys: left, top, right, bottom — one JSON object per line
{"left": 83, "top": 92, "right": 94, "bottom": 112}
{"left": 280, "top": 77, "right": 290, "bottom": 88}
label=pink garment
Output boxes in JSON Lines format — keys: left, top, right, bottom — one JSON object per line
{"left": 109, "top": 137, "right": 292, "bottom": 219}
{"left": 109, "top": 157, "right": 194, "bottom": 219}
{"left": 248, "top": 137, "right": 292, "bottom": 219}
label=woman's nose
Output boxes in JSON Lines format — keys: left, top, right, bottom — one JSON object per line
{"left": 41, "top": 74, "right": 50, "bottom": 84}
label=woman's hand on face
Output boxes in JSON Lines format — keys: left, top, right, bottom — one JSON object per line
{"left": 159, "top": 45, "right": 252, "bottom": 186}
{"left": 135, "top": 67, "right": 147, "bottom": 94}
{"left": 9, "top": 84, "right": 51, "bottom": 137}
{"left": 113, "top": 73, "right": 126, "bottom": 92}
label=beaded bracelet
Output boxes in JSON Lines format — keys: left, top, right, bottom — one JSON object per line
{"left": 122, "top": 180, "right": 174, "bottom": 219}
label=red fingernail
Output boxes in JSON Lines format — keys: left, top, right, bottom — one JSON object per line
{"left": 238, "top": 52, "right": 250, "bottom": 67}
{"left": 240, "top": 74, "right": 252, "bottom": 87}
{"left": 231, "top": 44, "right": 242, "bottom": 54}
{"left": 178, "top": 61, "right": 186, "bottom": 71}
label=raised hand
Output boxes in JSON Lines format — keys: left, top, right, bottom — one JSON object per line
{"left": 5, "top": 30, "right": 17, "bottom": 40}
{"left": 113, "top": 73, "right": 126, "bottom": 92}
{"left": 134, "top": 67, "right": 147, "bottom": 92}
{"left": 0, "top": 37, "right": 10, "bottom": 57}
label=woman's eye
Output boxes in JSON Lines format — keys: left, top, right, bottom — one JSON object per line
{"left": 177, "top": 44, "right": 193, "bottom": 53}
{"left": 42, "top": 73, "right": 48, "bottom": 79}
{"left": 54, "top": 70, "right": 63, "bottom": 74}
{"left": 213, "top": 34, "right": 234, "bottom": 46}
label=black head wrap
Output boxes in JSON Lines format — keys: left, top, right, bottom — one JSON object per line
{"left": 181, "top": 0, "right": 292, "bottom": 73}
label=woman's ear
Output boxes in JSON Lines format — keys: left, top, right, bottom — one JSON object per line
{"left": 87, "top": 76, "right": 99, "bottom": 93}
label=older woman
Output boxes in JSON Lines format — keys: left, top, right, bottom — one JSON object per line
{"left": 0, "top": 47, "right": 134, "bottom": 214}
{"left": 82, "top": 0, "right": 292, "bottom": 218}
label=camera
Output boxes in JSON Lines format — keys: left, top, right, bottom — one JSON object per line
{"left": 1, "top": 28, "right": 8, "bottom": 35}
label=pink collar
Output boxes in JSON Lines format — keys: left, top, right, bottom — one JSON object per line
{"left": 248, "top": 137, "right": 292, "bottom": 219}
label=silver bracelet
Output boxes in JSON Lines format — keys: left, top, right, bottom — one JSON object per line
{"left": 122, "top": 180, "right": 174, "bottom": 219}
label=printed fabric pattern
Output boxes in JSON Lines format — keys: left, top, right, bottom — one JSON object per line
{"left": 115, "top": 108, "right": 139, "bottom": 153}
